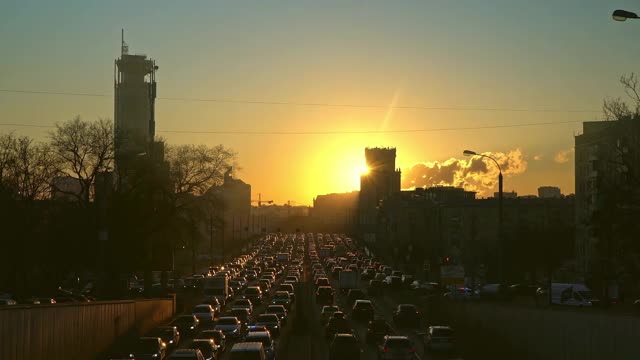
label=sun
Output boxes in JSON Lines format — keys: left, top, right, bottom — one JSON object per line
{"left": 359, "top": 164, "right": 370, "bottom": 175}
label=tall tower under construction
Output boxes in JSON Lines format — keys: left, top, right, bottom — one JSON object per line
{"left": 114, "top": 30, "right": 158, "bottom": 165}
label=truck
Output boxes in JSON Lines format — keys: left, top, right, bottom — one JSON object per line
{"left": 338, "top": 270, "right": 360, "bottom": 292}
{"left": 203, "top": 275, "right": 229, "bottom": 306}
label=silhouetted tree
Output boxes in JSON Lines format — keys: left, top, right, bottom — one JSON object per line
{"left": 167, "top": 144, "right": 236, "bottom": 196}
{"left": 49, "top": 116, "right": 114, "bottom": 205}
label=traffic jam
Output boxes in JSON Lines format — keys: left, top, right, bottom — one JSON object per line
{"left": 111, "top": 233, "right": 458, "bottom": 360}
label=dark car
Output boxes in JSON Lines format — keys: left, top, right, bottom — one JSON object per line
{"left": 361, "top": 268, "right": 376, "bottom": 280}
{"left": 368, "top": 280, "right": 384, "bottom": 296}
{"left": 401, "top": 275, "right": 414, "bottom": 288}
{"left": 169, "top": 315, "right": 200, "bottom": 337}
{"left": 325, "top": 311, "right": 351, "bottom": 339}
{"left": 346, "top": 289, "right": 366, "bottom": 306}
{"left": 316, "top": 286, "right": 334, "bottom": 305}
{"left": 244, "top": 331, "right": 276, "bottom": 360}
{"left": 243, "top": 286, "right": 263, "bottom": 305}
{"left": 393, "top": 304, "right": 420, "bottom": 328}
{"left": 146, "top": 326, "right": 180, "bottom": 350}
{"left": 329, "top": 333, "right": 360, "bottom": 360}
{"left": 230, "top": 308, "right": 252, "bottom": 326}
{"left": 366, "top": 319, "right": 392, "bottom": 344}
{"left": 331, "top": 266, "right": 343, "bottom": 279}
{"left": 265, "top": 304, "right": 288, "bottom": 325}
{"left": 352, "top": 299, "right": 375, "bottom": 321}
{"left": 315, "top": 277, "right": 331, "bottom": 288}
{"left": 190, "top": 339, "right": 218, "bottom": 360}
{"left": 277, "top": 283, "right": 296, "bottom": 302}
{"left": 197, "top": 329, "right": 226, "bottom": 353}
{"left": 129, "top": 337, "right": 167, "bottom": 360}
{"left": 379, "top": 335, "right": 415, "bottom": 360}
{"left": 255, "top": 313, "right": 282, "bottom": 337}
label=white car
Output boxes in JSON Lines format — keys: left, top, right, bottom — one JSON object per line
{"left": 192, "top": 304, "right": 215, "bottom": 323}
{"left": 214, "top": 316, "right": 242, "bottom": 339}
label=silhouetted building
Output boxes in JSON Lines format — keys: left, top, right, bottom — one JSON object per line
{"left": 575, "top": 120, "right": 640, "bottom": 287}
{"left": 538, "top": 186, "right": 562, "bottom": 199}
{"left": 494, "top": 191, "right": 517, "bottom": 199}
{"left": 424, "top": 186, "right": 476, "bottom": 202}
{"left": 114, "top": 30, "right": 158, "bottom": 167}
{"left": 218, "top": 168, "right": 251, "bottom": 244}
{"left": 359, "top": 147, "right": 401, "bottom": 243}
{"left": 312, "top": 191, "right": 359, "bottom": 232}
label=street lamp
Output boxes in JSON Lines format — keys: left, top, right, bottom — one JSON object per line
{"left": 612, "top": 9, "right": 639, "bottom": 21}
{"left": 463, "top": 149, "right": 504, "bottom": 283}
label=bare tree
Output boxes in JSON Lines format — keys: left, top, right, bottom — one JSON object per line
{"left": 603, "top": 73, "right": 640, "bottom": 121}
{"left": 49, "top": 116, "right": 114, "bottom": 204}
{"left": 0, "top": 132, "right": 17, "bottom": 187}
{"left": 166, "top": 144, "right": 237, "bottom": 196}
{"left": 11, "top": 137, "right": 60, "bottom": 200}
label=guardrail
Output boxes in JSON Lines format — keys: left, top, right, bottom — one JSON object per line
{"left": 0, "top": 297, "right": 174, "bottom": 360}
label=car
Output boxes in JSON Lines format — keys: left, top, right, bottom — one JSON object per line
{"left": 277, "top": 283, "right": 296, "bottom": 302}
{"left": 0, "top": 299, "right": 17, "bottom": 306}
{"left": 243, "top": 331, "right": 276, "bottom": 360}
{"left": 254, "top": 313, "right": 281, "bottom": 337}
{"left": 368, "top": 280, "right": 384, "bottom": 296}
{"left": 409, "top": 281, "right": 442, "bottom": 296}
{"left": 146, "top": 326, "right": 181, "bottom": 350}
{"left": 315, "top": 277, "right": 330, "bottom": 288}
{"left": 129, "top": 337, "right": 167, "bottom": 360}
{"left": 361, "top": 268, "right": 376, "bottom": 280}
{"left": 190, "top": 339, "right": 219, "bottom": 360}
{"left": 229, "top": 342, "right": 266, "bottom": 360}
{"left": 192, "top": 304, "right": 216, "bottom": 323}
{"left": 169, "top": 315, "right": 200, "bottom": 337}
{"left": 325, "top": 312, "right": 351, "bottom": 339}
{"left": 230, "top": 308, "right": 252, "bottom": 326}
{"left": 197, "top": 330, "right": 227, "bottom": 353}
{"left": 243, "top": 286, "right": 263, "bottom": 305}
{"left": 233, "top": 299, "right": 254, "bottom": 314}
{"left": 393, "top": 304, "right": 420, "bottom": 328}
{"left": 214, "top": 317, "right": 242, "bottom": 339}
{"left": 331, "top": 267, "right": 343, "bottom": 279}
{"left": 378, "top": 335, "right": 415, "bottom": 360}
{"left": 374, "top": 273, "right": 386, "bottom": 281}
{"left": 257, "top": 280, "right": 271, "bottom": 296}
{"left": 346, "top": 289, "right": 366, "bottom": 306}
{"left": 391, "top": 270, "right": 403, "bottom": 278}
{"left": 320, "top": 305, "right": 340, "bottom": 324}
{"left": 366, "top": 319, "right": 392, "bottom": 344}
{"left": 352, "top": 299, "right": 375, "bottom": 321}
{"left": 265, "top": 304, "right": 288, "bottom": 325}
{"left": 401, "top": 275, "right": 413, "bottom": 288}
{"left": 271, "top": 291, "right": 292, "bottom": 310}
{"left": 329, "top": 333, "right": 361, "bottom": 360}
{"left": 285, "top": 275, "right": 299, "bottom": 284}
{"left": 245, "top": 325, "right": 269, "bottom": 335}
{"left": 315, "top": 285, "right": 334, "bottom": 304}
{"left": 167, "top": 349, "right": 205, "bottom": 360}
{"left": 384, "top": 276, "right": 403, "bottom": 289}
{"left": 423, "top": 326, "right": 454, "bottom": 353}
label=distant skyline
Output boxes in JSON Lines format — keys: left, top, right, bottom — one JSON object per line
{"left": 3, "top": 1, "right": 640, "bottom": 204}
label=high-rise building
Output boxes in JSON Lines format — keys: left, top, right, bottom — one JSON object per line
{"left": 359, "top": 147, "right": 401, "bottom": 242}
{"left": 575, "top": 120, "right": 640, "bottom": 280}
{"left": 538, "top": 186, "right": 562, "bottom": 199}
{"left": 114, "top": 30, "right": 158, "bottom": 165}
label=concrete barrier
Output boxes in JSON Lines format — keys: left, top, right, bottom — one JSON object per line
{"left": 443, "top": 301, "right": 640, "bottom": 360}
{"left": 0, "top": 297, "right": 174, "bottom": 360}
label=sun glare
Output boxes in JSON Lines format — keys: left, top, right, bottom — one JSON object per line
{"left": 360, "top": 164, "right": 370, "bottom": 175}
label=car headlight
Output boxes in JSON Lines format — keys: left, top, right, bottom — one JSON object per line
{"left": 273, "top": 325, "right": 278, "bottom": 328}
{"left": 190, "top": 326, "right": 194, "bottom": 330}
{"left": 152, "top": 354, "right": 158, "bottom": 358}
{"left": 129, "top": 354, "right": 134, "bottom": 358}
{"left": 169, "top": 340, "right": 174, "bottom": 344}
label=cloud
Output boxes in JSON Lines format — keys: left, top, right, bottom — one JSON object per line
{"left": 402, "top": 148, "right": 528, "bottom": 197}
{"left": 533, "top": 155, "right": 542, "bottom": 161}
{"left": 553, "top": 148, "right": 574, "bottom": 164}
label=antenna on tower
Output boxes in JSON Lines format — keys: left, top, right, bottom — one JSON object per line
{"left": 121, "top": 28, "right": 129, "bottom": 55}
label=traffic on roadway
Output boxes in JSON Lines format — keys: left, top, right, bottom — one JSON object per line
{"left": 107, "top": 233, "right": 463, "bottom": 360}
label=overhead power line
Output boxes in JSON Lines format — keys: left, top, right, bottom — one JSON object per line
{"left": 0, "top": 88, "right": 602, "bottom": 113}
{"left": 0, "top": 120, "right": 582, "bottom": 135}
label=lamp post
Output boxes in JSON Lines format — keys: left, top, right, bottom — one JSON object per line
{"left": 612, "top": 9, "right": 639, "bottom": 21}
{"left": 463, "top": 149, "right": 504, "bottom": 283}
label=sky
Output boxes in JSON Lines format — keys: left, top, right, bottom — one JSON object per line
{"left": 2, "top": 0, "right": 640, "bottom": 205}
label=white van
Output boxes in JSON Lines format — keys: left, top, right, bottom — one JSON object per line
{"left": 551, "top": 283, "right": 596, "bottom": 307}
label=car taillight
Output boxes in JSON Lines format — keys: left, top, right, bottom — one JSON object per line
{"left": 409, "top": 348, "right": 416, "bottom": 353}
{"left": 382, "top": 347, "right": 388, "bottom": 353}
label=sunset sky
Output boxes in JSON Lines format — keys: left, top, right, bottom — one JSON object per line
{"left": 2, "top": 0, "right": 640, "bottom": 204}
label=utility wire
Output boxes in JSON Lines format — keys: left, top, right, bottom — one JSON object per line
{"left": 0, "top": 120, "right": 583, "bottom": 135}
{"left": 0, "top": 88, "right": 602, "bottom": 113}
